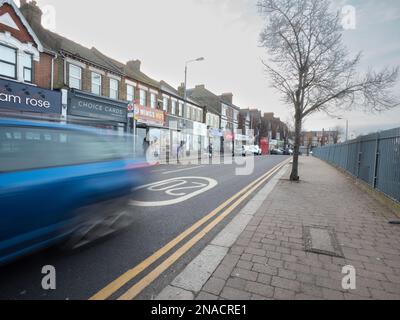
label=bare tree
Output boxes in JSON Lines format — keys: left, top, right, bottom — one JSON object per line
{"left": 258, "top": 0, "right": 399, "bottom": 181}
{"left": 332, "top": 125, "right": 343, "bottom": 144}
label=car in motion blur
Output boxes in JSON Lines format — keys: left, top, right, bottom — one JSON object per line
{"left": 0, "top": 118, "right": 149, "bottom": 265}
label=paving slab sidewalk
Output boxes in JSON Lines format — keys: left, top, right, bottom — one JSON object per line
{"left": 159, "top": 157, "right": 400, "bottom": 300}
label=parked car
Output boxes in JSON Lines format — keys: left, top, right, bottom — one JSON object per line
{"left": 251, "top": 145, "right": 262, "bottom": 156}
{"left": 271, "top": 148, "right": 284, "bottom": 155}
{"left": 283, "top": 148, "right": 294, "bottom": 155}
{"left": 0, "top": 118, "right": 149, "bottom": 265}
{"left": 241, "top": 145, "right": 262, "bottom": 156}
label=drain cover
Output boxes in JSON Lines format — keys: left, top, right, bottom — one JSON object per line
{"left": 304, "top": 226, "right": 344, "bottom": 258}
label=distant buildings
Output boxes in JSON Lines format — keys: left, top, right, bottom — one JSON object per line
{"left": 300, "top": 130, "right": 340, "bottom": 149}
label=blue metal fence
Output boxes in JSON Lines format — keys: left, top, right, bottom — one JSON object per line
{"left": 313, "top": 127, "right": 400, "bottom": 203}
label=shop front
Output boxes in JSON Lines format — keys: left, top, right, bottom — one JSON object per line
{"left": 0, "top": 78, "right": 61, "bottom": 119}
{"left": 132, "top": 104, "right": 167, "bottom": 161}
{"left": 164, "top": 116, "right": 208, "bottom": 162}
{"left": 166, "top": 115, "right": 185, "bottom": 162}
{"left": 223, "top": 129, "right": 234, "bottom": 156}
{"left": 67, "top": 90, "right": 128, "bottom": 134}
{"left": 208, "top": 128, "right": 223, "bottom": 155}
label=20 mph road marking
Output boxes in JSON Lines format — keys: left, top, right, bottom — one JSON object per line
{"left": 130, "top": 177, "right": 218, "bottom": 207}
{"left": 90, "top": 159, "right": 290, "bottom": 300}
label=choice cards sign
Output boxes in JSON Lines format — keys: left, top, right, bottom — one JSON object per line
{"left": 0, "top": 78, "right": 61, "bottom": 114}
{"left": 68, "top": 90, "right": 128, "bottom": 123}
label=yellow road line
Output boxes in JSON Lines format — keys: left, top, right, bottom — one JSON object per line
{"left": 117, "top": 161, "right": 289, "bottom": 300}
{"left": 90, "top": 159, "right": 290, "bottom": 300}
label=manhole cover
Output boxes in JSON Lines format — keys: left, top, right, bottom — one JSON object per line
{"left": 304, "top": 226, "right": 344, "bottom": 258}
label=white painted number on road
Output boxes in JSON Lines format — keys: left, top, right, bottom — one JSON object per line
{"left": 130, "top": 177, "right": 218, "bottom": 207}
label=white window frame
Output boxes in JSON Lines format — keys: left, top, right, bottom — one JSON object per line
{"left": 91, "top": 72, "right": 102, "bottom": 95}
{"left": 69, "top": 64, "right": 82, "bottom": 90}
{"left": 171, "top": 100, "right": 177, "bottom": 115}
{"left": 126, "top": 84, "right": 135, "bottom": 102}
{"left": 22, "top": 52, "right": 33, "bottom": 83}
{"left": 140, "top": 89, "right": 147, "bottom": 106}
{"left": 178, "top": 102, "right": 184, "bottom": 117}
{"left": 109, "top": 78, "right": 119, "bottom": 100}
{"left": 0, "top": 44, "right": 17, "bottom": 80}
{"left": 163, "top": 96, "right": 169, "bottom": 111}
{"left": 150, "top": 92, "right": 157, "bottom": 109}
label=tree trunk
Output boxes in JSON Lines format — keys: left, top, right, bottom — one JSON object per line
{"left": 290, "top": 112, "right": 302, "bottom": 181}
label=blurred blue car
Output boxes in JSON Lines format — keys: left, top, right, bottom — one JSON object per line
{"left": 0, "top": 118, "right": 149, "bottom": 265}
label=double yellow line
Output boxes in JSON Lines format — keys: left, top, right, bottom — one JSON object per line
{"left": 90, "top": 159, "right": 290, "bottom": 301}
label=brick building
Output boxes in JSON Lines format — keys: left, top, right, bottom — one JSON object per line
{"left": 0, "top": 0, "right": 61, "bottom": 118}
{"left": 301, "top": 130, "right": 340, "bottom": 149}
{"left": 185, "top": 84, "right": 241, "bottom": 154}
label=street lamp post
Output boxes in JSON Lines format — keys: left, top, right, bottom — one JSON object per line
{"left": 183, "top": 57, "right": 205, "bottom": 114}
{"left": 182, "top": 57, "right": 205, "bottom": 160}
{"left": 338, "top": 117, "right": 349, "bottom": 142}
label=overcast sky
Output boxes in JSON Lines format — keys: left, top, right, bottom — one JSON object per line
{"left": 19, "top": 0, "right": 400, "bottom": 136}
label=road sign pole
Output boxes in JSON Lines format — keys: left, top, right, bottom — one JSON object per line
{"left": 133, "top": 118, "right": 137, "bottom": 157}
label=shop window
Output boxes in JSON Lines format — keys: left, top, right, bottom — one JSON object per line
{"left": 91, "top": 72, "right": 102, "bottom": 95}
{"left": 22, "top": 52, "right": 33, "bottom": 83}
{"left": 127, "top": 84, "right": 134, "bottom": 102}
{"left": 110, "top": 79, "right": 119, "bottom": 100}
{"left": 69, "top": 64, "right": 82, "bottom": 90}
{"left": 0, "top": 44, "right": 17, "bottom": 79}
{"left": 150, "top": 93, "right": 157, "bottom": 109}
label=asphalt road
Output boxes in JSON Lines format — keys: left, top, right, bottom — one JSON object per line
{"left": 0, "top": 155, "right": 289, "bottom": 300}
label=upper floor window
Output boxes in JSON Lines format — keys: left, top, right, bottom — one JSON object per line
{"left": 22, "top": 52, "right": 33, "bottom": 83}
{"left": 178, "top": 102, "right": 184, "bottom": 117}
{"left": 69, "top": 64, "right": 82, "bottom": 90}
{"left": 126, "top": 84, "right": 134, "bottom": 102}
{"left": 0, "top": 44, "right": 17, "bottom": 79}
{"left": 109, "top": 78, "right": 119, "bottom": 100}
{"left": 163, "top": 97, "right": 169, "bottom": 111}
{"left": 221, "top": 105, "right": 227, "bottom": 117}
{"left": 140, "top": 89, "right": 147, "bottom": 106}
{"left": 150, "top": 93, "right": 157, "bottom": 109}
{"left": 171, "top": 100, "right": 177, "bottom": 115}
{"left": 91, "top": 72, "right": 102, "bottom": 95}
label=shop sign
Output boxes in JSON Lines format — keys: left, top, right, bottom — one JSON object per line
{"left": 135, "top": 104, "right": 165, "bottom": 126}
{"left": 224, "top": 130, "right": 234, "bottom": 141}
{"left": 0, "top": 79, "right": 61, "bottom": 115}
{"left": 209, "top": 128, "right": 223, "bottom": 137}
{"left": 68, "top": 90, "right": 127, "bottom": 123}
{"left": 193, "top": 122, "right": 208, "bottom": 136}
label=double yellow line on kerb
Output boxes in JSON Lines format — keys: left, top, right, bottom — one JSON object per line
{"left": 90, "top": 159, "right": 290, "bottom": 301}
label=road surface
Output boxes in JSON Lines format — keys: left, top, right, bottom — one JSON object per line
{"left": 0, "top": 155, "right": 289, "bottom": 300}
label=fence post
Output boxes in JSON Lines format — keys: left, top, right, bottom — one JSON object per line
{"left": 357, "top": 139, "right": 362, "bottom": 178}
{"left": 372, "top": 132, "right": 380, "bottom": 189}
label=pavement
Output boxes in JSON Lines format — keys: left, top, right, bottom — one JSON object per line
{"left": 0, "top": 155, "right": 289, "bottom": 300}
{"left": 157, "top": 157, "right": 400, "bottom": 300}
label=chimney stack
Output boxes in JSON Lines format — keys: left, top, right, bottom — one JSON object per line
{"left": 220, "top": 93, "right": 233, "bottom": 104}
{"left": 126, "top": 59, "right": 141, "bottom": 72}
{"left": 20, "top": 0, "right": 42, "bottom": 27}
{"left": 177, "top": 83, "right": 185, "bottom": 96}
